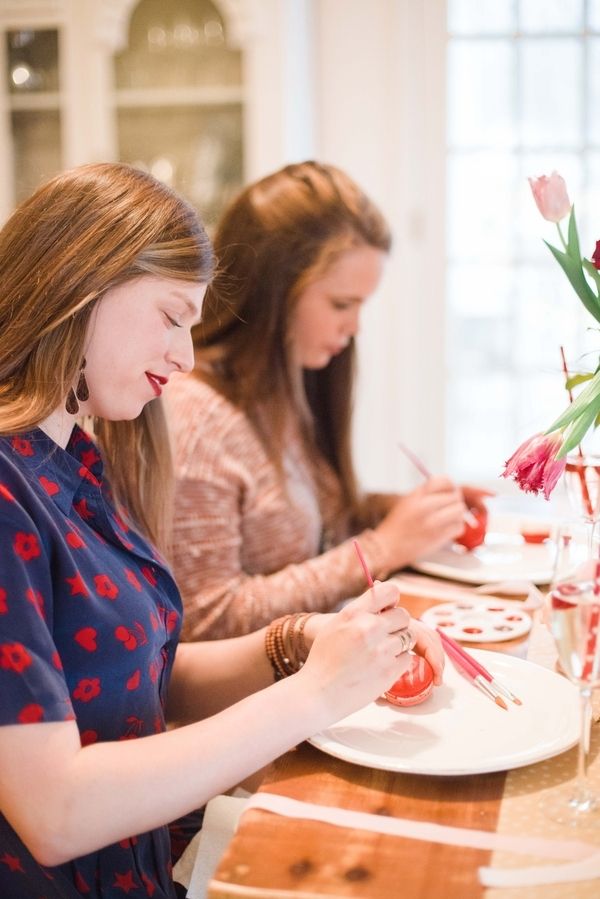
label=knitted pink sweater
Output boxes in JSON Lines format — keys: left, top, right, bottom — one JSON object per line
{"left": 165, "top": 374, "right": 390, "bottom": 640}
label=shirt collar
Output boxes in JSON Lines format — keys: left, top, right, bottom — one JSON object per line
{"left": 4, "top": 425, "right": 105, "bottom": 516}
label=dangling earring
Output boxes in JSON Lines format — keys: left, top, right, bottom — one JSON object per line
{"left": 76, "top": 358, "right": 89, "bottom": 403}
{"left": 65, "top": 358, "right": 89, "bottom": 415}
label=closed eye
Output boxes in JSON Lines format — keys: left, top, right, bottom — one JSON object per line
{"left": 164, "top": 313, "right": 183, "bottom": 328}
{"left": 332, "top": 301, "right": 353, "bottom": 311}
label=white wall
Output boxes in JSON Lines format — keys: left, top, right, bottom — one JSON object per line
{"left": 313, "top": 0, "right": 447, "bottom": 492}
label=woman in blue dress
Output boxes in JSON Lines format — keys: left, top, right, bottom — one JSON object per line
{"left": 0, "top": 162, "right": 443, "bottom": 898}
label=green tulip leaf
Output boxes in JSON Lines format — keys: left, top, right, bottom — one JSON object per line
{"left": 546, "top": 369, "right": 600, "bottom": 433}
{"left": 559, "top": 397, "right": 600, "bottom": 455}
{"left": 545, "top": 241, "right": 600, "bottom": 323}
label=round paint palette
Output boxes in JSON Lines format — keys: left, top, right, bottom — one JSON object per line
{"left": 420, "top": 599, "right": 532, "bottom": 643}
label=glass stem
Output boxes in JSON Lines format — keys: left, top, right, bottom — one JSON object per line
{"left": 587, "top": 519, "right": 598, "bottom": 557}
{"left": 574, "top": 685, "right": 594, "bottom": 806}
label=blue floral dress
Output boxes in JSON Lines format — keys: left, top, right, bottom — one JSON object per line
{"left": 0, "top": 426, "right": 182, "bottom": 898}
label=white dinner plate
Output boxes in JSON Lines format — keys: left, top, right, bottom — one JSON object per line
{"left": 411, "top": 532, "right": 555, "bottom": 585}
{"left": 309, "top": 650, "right": 578, "bottom": 776}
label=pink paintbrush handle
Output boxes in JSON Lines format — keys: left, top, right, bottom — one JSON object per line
{"left": 437, "top": 628, "right": 492, "bottom": 682}
{"left": 353, "top": 539, "right": 374, "bottom": 588}
{"left": 439, "top": 635, "right": 481, "bottom": 680}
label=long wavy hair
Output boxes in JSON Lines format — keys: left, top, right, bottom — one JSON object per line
{"left": 0, "top": 162, "right": 214, "bottom": 551}
{"left": 194, "top": 160, "right": 391, "bottom": 513}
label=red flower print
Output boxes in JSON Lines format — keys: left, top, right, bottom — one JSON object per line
{"left": 25, "top": 588, "right": 45, "bottom": 619}
{"left": 0, "top": 483, "right": 15, "bottom": 502}
{"left": 0, "top": 852, "right": 24, "bottom": 872}
{"left": 39, "top": 476, "right": 59, "bottom": 496}
{"left": 80, "top": 448, "right": 101, "bottom": 469}
{"left": 79, "top": 466, "right": 100, "bottom": 487}
{"left": 72, "top": 678, "right": 101, "bottom": 703}
{"left": 141, "top": 873, "right": 156, "bottom": 896}
{"left": 166, "top": 611, "right": 178, "bottom": 634}
{"left": 80, "top": 729, "right": 98, "bottom": 746}
{"left": 126, "top": 669, "right": 141, "bottom": 690}
{"left": 141, "top": 566, "right": 157, "bottom": 587}
{"left": 115, "top": 625, "right": 137, "bottom": 651}
{"left": 74, "top": 870, "right": 91, "bottom": 893}
{"left": 18, "top": 703, "right": 43, "bottom": 723}
{"left": 120, "top": 716, "right": 144, "bottom": 740}
{"left": 0, "top": 587, "right": 7, "bottom": 614}
{"left": 74, "top": 498, "right": 94, "bottom": 520}
{"left": 66, "top": 573, "right": 89, "bottom": 597}
{"left": 94, "top": 574, "right": 119, "bottom": 600}
{"left": 74, "top": 627, "right": 97, "bottom": 652}
{"left": 117, "top": 535, "right": 134, "bottom": 550}
{"left": 11, "top": 437, "right": 34, "bottom": 456}
{"left": 52, "top": 651, "right": 63, "bottom": 670}
{"left": 125, "top": 569, "right": 142, "bottom": 592}
{"left": 13, "top": 531, "right": 41, "bottom": 561}
{"left": 0, "top": 642, "right": 32, "bottom": 673}
{"left": 66, "top": 531, "right": 85, "bottom": 549}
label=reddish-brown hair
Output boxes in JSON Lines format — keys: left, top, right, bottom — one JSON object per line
{"left": 193, "top": 160, "right": 391, "bottom": 512}
{"left": 0, "top": 162, "right": 214, "bottom": 550}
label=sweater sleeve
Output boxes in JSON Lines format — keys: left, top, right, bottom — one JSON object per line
{"left": 166, "top": 377, "right": 390, "bottom": 640}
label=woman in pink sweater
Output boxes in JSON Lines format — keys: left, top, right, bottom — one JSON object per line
{"left": 167, "top": 161, "right": 487, "bottom": 640}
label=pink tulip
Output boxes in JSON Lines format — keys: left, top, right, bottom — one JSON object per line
{"left": 592, "top": 240, "right": 600, "bottom": 270}
{"left": 502, "top": 431, "right": 566, "bottom": 500}
{"left": 528, "top": 172, "right": 571, "bottom": 223}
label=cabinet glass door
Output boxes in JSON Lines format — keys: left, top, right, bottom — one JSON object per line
{"left": 6, "top": 29, "right": 62, "bottom": 203}
{"left": 114, "top": 0, "right": 243, "bottom": 227}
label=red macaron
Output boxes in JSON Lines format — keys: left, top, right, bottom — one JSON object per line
{"left": 384, "top": 653, "right": 435, "bottom": 707}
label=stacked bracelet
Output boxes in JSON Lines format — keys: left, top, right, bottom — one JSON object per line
{"left": 265, "top": 612, "right": 318, "bottom": 680}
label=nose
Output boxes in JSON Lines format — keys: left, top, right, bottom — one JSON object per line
{"left": 167, "top": 327, "right": 195, "bottom": 374}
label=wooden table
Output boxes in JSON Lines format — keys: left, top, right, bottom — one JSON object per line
{"left": 208, "top": 592, "right": 537, "bottom": 899}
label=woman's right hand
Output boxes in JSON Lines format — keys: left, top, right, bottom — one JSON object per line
{"left": 374, "top": 476, "right": 467, "bottom": 571}
{"left": 296, "top": 581, "right": 427, "bottom": 726}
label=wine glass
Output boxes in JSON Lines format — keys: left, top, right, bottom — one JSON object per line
{"left": 564, "top": 452, "right": 600, "bottom": 549}
{"left": 543, "top": 520, "right": 600, "bottom": 826}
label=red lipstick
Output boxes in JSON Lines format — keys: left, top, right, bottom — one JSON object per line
{"left": 145, "top": 372, "right": 168, "bottom": 397}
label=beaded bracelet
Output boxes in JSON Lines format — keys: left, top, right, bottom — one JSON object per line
{"left": 265, "top": 612, "right": 318, "bottom": 680}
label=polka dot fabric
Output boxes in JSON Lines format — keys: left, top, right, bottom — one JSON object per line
{"left": 0, "top": 427, "right": 182, "bottom": 898}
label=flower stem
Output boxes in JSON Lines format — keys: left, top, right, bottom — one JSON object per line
{"left": 557, "top": 221, "right": 567, "bottom": 251}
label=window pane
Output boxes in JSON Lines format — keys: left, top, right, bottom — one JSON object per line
{"left": 519, "top": 0, "right": 583, "bottom": 32}
{"left": 117, "top": 105, "right": 243, "bottom": 226}
{"left": 589, "top": 0, "right": 600, "bottom": 31}
{"left": 446, "top": 374, "right": 514, "bottom": 480}
{"left": 12, "top": 110, "right": 61, "bottom": 203}
{"left": 520, "top": 39, "right": 582, "bottom": 146}
{"left": 6, "top": 30, "right": 59, "bottom": 93}
{"left": 588, "top": 40, "right": 600, "bottom": 145}
{"left": 447, "top": 0, "right": 515, "bottom": 35}
{"left": 447, "top": 153, "right": 517, "bottom": 260}
{"left": 445, "top": 7, "right": 592, "bottom": 483}
{"left": 447, "top": 41, "right": 514, "bottom": 147}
